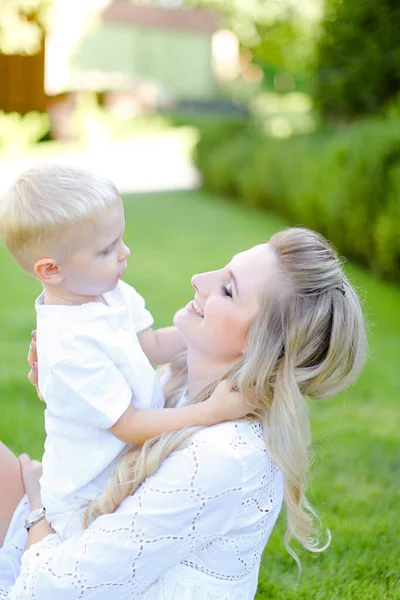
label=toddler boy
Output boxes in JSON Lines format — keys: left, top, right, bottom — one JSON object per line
{"left": 0, "top": 164, "right": 245, "bottom": 539}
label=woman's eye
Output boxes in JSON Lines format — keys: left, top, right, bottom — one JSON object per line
{"left": 221, "top": 284, "right": 233, "bottom": 298}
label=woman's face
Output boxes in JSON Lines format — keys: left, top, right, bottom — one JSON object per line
{"left": 174, "top": 244, "right": 278, "bottom": 365}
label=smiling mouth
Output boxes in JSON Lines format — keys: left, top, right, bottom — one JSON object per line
{"left": 191, "top": 298, "right": 204, "bottom": 317}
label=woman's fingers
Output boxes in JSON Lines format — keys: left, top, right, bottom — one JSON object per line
{"left": 19, "top": 454, "right": 42, "bottom": 473}
{"left": 26, "top": 330, "right": 45, "bottom": 402}
{"left": 28, "top": 363, "right": 38, "bottom": 385}
{"left": 18, "top": 453, "right": 30, "bottom": 466}
{"left": 27, "top": 331, "right": 38, "bottom": 367}
{"left": 27, "top": 343, "right": 35, "bottom": 367}
{"left": 27, "top": 364, "right": 45, "bottom": 402}
{"left": 18, "top": 454, "right": 43, "bottom": 506}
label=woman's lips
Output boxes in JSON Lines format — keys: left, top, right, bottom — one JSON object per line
{"left": 187, "top": 300, "right": 203, "bottom": 318}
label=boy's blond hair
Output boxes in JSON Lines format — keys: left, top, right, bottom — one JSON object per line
{"left": 0, "top": 164, "right": 121, "bottom": 271}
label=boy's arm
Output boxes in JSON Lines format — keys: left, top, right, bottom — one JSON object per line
{"left": 110, "top": 381, "right": 249, "bottom": 445}
{"left": 137, "top": 326, "right": 186, "bottom": 366}
{"left": 121, "top": 281, "right": 185, "bottom": 364}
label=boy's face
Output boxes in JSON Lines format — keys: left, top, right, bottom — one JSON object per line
{"left": 58, "top": 202, "right": 131, "bottom": 298}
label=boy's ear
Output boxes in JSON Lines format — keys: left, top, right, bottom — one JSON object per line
{"left": 33, "top": 258, "right": 64, "bottom": 285}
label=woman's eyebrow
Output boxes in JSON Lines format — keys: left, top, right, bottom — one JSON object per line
{"left": 228, "top": 269, "right": 240, "bottom": 297}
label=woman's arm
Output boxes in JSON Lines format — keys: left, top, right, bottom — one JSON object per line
{"left": 7, "top": 428, "right": 244, "bottom": 599}
{"left": 16, "top": 455, "right": 55, "bottom": 550}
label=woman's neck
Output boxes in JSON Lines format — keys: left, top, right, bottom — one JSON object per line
{"left": 186, "top": 350, "right": 233, "bottom": 394}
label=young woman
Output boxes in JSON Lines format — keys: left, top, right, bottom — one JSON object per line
{"left": 0, "top": 228, "right": 367, "bottom": 599}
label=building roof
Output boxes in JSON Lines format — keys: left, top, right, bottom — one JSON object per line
{"left": 102, "top": 2, "right": 218, "bottom": 33}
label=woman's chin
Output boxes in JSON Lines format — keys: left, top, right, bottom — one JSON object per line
{"left": 173, "top": 307, "right": 186, "bottom": 329}
{"left": 173, "top": 306, "right": 195, "bottom": 336}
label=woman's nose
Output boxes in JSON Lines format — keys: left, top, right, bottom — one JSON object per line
{"left": 191, "top": 272, "right": 210, "bottom": 296}
{"left": 191, "top": 274, "right": 200, "bottom": 292}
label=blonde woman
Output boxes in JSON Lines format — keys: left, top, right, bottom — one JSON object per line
{"left": 0, "top": 228, "right": 366, "bottom": 599}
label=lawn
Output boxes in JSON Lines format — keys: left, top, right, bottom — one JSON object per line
{"left": 0, "top": 190, "right": 399, "bottom": 599}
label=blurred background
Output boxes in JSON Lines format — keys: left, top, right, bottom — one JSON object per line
{"left": 0, "top": 0, "right": 399, "bottom": 279}
{"left": 0, "top": 1, "right": 399, "bottom": 599}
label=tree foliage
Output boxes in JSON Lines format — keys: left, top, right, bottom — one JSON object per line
{"left": 314, "top": 0, "right": 400, "bottom": 120}
{"left": 0, "top": 0, "right": 51, "bottom": 55}
{"left": 188, "top": 0, "right": 322, "bottom": 78}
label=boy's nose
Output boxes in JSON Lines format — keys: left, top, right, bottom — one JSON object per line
{"left": 120, "top": 243, "right": 131, "bottom": 261}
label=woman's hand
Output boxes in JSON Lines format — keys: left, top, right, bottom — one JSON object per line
{"left": 27, "top": 330, "right": 44, "bottom": 402}
{"left": 19, "top": 453, "right": 43, "bottom": 510}
{"left": 19, "top": 454, "right": 56, "bottom": 549}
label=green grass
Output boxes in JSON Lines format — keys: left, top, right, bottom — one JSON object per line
{"left": 0, "top": 190, "right": 399, "bottom": 599}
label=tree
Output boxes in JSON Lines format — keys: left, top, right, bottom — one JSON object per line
{"left": 188, "top": 0, "right": 323, "bottom": 80}
{"left": 314, "top": 0, "right": 400, "bottom": 120}
{"left": 0, "top": 0, "right": 51, "bottom": 55}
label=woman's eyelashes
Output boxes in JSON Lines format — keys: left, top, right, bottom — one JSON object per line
{"left": 221, "top": 283, "right": 233, "bottom": 298}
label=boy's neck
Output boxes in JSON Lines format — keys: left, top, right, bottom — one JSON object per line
{"left": 42, "top": 285, "right": 105, "bottom": 306}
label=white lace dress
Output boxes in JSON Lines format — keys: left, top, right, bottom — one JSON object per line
{"left": 0, "top": 420, "right": 283, "bottom": 599}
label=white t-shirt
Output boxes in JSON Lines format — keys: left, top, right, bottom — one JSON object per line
{"left": 35, "top": 280, "right": 164, "bottom": 540}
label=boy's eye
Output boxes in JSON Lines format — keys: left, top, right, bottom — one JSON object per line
{"left": 101, "top": 244, "right": 115, "bottom": 256}
{"left": 221, "top": 283, "right": 233, "bottom": 298}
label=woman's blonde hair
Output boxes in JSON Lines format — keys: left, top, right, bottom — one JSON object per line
{"left": 0, "top": 163, "right": 120, "bottom": 271}
{"left": 84, "top": 227, "right": 367, "bottom": 568}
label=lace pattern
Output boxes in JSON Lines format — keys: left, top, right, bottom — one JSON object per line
{"left": 3, "top": 420, "right": 283, "bottom": 599}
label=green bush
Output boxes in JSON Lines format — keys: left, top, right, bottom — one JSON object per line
{"left": 0, "top": 111, "right": 50, "bottom": 154}
{"left": 193, "top": 115, "right": 251, "bottom": 194}
{"left": 314, "top": 0, "right": 400, "bottom": 120}
{"left": 194, "top": 118, "right": 400, "bottom": 282}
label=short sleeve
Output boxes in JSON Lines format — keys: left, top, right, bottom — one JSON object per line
{"left": 47, "top": 358, "right": 132, "bottom": 428}
{"left": 118, "top": 281, "right": 154, "bottom": 333}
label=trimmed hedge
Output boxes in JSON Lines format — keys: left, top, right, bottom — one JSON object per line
{"left": 194, "top": 118, "right": 400, "bottom": 282}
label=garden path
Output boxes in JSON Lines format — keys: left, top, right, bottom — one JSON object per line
{"left": 0, "top": 131, "right": 200, "bottom": 195}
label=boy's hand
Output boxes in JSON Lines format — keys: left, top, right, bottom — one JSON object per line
{"left": 27, "top": 330, "right": 44, "bottom": 402}
{"left": 205, "top": 380, "right": 250, "bottom": 423}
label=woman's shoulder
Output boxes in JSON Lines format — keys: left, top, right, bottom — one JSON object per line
{"left": 192, "top": 418, "right": 265, "bottom": 447}
{"left": 188, "top": 419, "right": 271, "bottom": 471}
{"left": 185, "top": 420, "right": 283, "bottom": 504}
